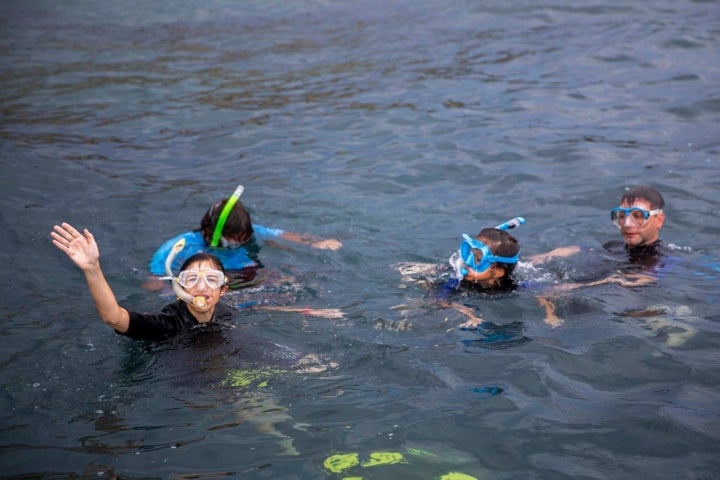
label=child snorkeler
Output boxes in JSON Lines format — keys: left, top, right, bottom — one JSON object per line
{"left": 52, "top": 222, "right": 336, "bottom": 456}
{"left": 53, "top": 221, "right": 342, "bottom": 340}
{"left": 149, "top": 184, "right": 342, "bottom": 289}
{"left": 147, "top": 185, "right": 344, "bottom": 319}
{"left": 396, "top": 217, "right": 647, "bottom": 329}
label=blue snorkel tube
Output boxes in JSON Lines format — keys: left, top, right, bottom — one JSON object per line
{"left": 495, "top": 216, "right": 526, "bottom": 231}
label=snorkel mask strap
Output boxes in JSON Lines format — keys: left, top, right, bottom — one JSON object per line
{"left": 210, "top": 184, "right": 245, "bottom": 247}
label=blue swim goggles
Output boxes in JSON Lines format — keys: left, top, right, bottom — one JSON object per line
{"left": 610, "top": 207, "right": 662, "bottom": 228}
{"left": 459, "top": 234, "right": 520, "bottom": 276}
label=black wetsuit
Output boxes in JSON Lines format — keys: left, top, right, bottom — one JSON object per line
{"left": 120, "top": 300, "right": 234, "bottom": 341}
{"left": 602, "top": 239, "right": 666, "bottom": 271}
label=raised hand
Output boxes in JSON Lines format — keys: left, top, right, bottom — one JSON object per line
{"left": 51, "top": 222, "right": 100, "bottom": 271}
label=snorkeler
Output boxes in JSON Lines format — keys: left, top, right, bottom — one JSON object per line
{"left": 52, "top": 222, "right": 232, "bottom": 340}
{"left": 395, "top": 217, "right": 647, "bottom": 329}
{"left": 149, "top": 184, "right": 342, "bottom": 289}
{"left": 395, "top": 218, "right": 537, "bottom": 328}
{"left": 529, "top": 185, "right": 666, "bottom": 268}
{"left": 440, "top": 217, "right": 544, "bottom": 327}
{"left": 52, "top": 222, "right": 343, "bottom": 339}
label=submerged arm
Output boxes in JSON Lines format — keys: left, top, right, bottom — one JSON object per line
{"left": 279, "top": 231, "right": 343, "bottom": 251}
{"left": 527, "top": 246, "right": 581, "bottom": 265}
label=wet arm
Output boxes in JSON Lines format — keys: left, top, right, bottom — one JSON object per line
{"left": 51, "top": 223, "right": 130, "bottom": 332}
{"left": 438, "top": 301, "right": 484, "bottom": 328}
{"left": 527, "top": 246, "right": 581, "bottom": 265}
{"left": 279, "top": 231, "right": 343, "bottom": 251}
{"left": 537, "top": 296, "right": 563, "bottom": 328}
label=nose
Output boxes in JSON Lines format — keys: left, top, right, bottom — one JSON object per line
{"left": 193, "top": 276, "right": 212, "bottom": 291}
{"left": 622, "top": 215, "right": 636, "bottom": 227}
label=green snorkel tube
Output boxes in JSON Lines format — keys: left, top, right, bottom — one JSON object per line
{"left": 210, "top": 184, "right": 245, "bottom": 247}
{"left": 164, "top": 237, "right": 206, "bottom": 308}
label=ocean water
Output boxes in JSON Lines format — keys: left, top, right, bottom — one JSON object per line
{"left": 1, "top": 0, "right": 719, "bottom": 478}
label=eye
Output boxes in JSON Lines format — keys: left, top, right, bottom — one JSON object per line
{"left": 630, "top": 210, "right": 645, "bottom": 221}
{"left": 206, "top": 273, "right": 221, "bottom": 284}
{"left": 473, "top": 250, "right": 483, "bottom": 264}
{"left": 184, "top": 273, "right": 199, "bottom": 283}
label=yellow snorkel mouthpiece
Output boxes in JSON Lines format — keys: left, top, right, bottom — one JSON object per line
{"left": 164, "top": 238, "right": 206, "bottom": 308}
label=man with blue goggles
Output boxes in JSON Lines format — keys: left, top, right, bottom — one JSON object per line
{"left": 528, "top": 185, "right": 666, "bottom": 265}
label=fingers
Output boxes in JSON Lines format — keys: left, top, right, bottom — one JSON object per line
{"left": 52, "top": 222, "right": 82, "bottom": 242}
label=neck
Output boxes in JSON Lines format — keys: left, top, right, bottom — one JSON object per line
{"left": 188, "top": 304, "right": 215, "bottom": 323}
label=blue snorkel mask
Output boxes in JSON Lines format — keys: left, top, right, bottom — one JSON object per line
{"left": 449, "top": 217, "right": 525, "bottom": 280}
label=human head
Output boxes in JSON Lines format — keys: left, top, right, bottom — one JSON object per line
{"left": 179, "top": 253, "right": 228, "bottom": 314}
{"left": 615, "top": 185, "right": 665, "bottom": 247}
{"left": 200, "top": 199, "right": 254, "bottom": 247}
{"left": 461, "top": 228, "right": 520, "bottom": 287}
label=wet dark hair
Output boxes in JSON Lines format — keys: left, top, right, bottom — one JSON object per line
{"left": 199, "top": 198, "right": 254, "bottom": 246}
{"left": 620, "top": 185, "right": 665, "bottom": 210}
{"left": 477, "top": 227, "right": 520, "bottom": 280}
{"left": 180, "top": 253, "right": 226, "bottom": 275}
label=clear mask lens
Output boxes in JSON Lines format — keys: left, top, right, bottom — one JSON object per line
{"left": 178, "top": 269, "right": 226, "bottom": 289}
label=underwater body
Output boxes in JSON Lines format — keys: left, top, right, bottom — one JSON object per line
{"left": 1, "top": 0, "right": 719, "bottom": 478}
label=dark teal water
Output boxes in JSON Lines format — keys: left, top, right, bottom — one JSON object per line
{"left": 1, "top": 0, "right": 719, "bottom": 478}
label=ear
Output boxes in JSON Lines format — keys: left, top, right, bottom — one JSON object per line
{"left": 656, "top": 212, "right": 665, "bottom": 229}
{"left": 490, "top": 265, "right": 506, "bottom": 281}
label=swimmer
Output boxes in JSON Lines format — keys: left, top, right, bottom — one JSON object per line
{"left": 528, "top": 185, "right": 666, "bottom": 268}
{"left": 394, "top": 218, "right": 537, "bottom": 328}
{"left": 397, "top": 217, "right": 647, "bottom": 329}
{"left": 52, "top": 222, "right": 233, "bottom": 340}
{"left": 52, "top": 222, "right": 343, "bottom": 339}
{"left": 442, "top": 218, "right": 548, "bottom": 327}
{"left": 148, "top": 184, "right": 342, "bottom": 289}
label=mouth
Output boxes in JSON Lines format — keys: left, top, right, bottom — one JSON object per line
{"left": 622, "top": 231, "right": 641, "bottom": 242}
{"left": 192, "top": 296, "right": 209, "bottom": 308}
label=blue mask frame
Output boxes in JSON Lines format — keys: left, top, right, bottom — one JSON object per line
{"left": 459, "top": 234, "right": 519, "bottom": 276}
{"left": 610, "top": 207, "right": 662, "bottom": 228}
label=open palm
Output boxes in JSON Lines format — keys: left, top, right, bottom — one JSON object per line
{"left": 51, "top": 223, "right": 100, "bottom": 271}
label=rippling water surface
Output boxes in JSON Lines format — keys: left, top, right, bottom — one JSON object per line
{"left": 1, "top": 0, "right": 719, "bottom": 478}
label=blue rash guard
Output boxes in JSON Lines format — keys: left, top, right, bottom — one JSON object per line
{"left": 149, "top": 224, "right": 284, "bottom": 276}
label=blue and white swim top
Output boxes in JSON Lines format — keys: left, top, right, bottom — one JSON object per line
{"left": 149, "top": 224, "right": 284, "bottom": 275}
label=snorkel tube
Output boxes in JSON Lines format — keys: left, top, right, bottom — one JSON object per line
{"left": 495, "top": 216, "right": 526, "bottom": 231}
{"left": 210, "top": 184, "right": 245, "bottom": 247}
{"left": 164, "top": 238, "right": 207, "bottom": 308}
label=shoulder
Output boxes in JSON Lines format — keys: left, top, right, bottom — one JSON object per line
{"left": 151, "top": 231, "right": 206, "bottom": 259}
{"left": 150, "top": 231, "right": 207, "bottom": 274}
{"left": 213, "top": 302, "right": 235, "bottom": 322}
{"left": 122, "top": 300, "right": 199, "bottom": 341}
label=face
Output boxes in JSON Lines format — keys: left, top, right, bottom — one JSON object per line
{"left": 617, "top": 199, "right": 665, "bottom": 247}
{"left": 462, "top": 263, "right": 505, "bottom": 287}
{"left": 461, "top": 236, "right": 507, "bottom": 287}
{"left": 181, "top": 259, "right": 227, "bottom": 318}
